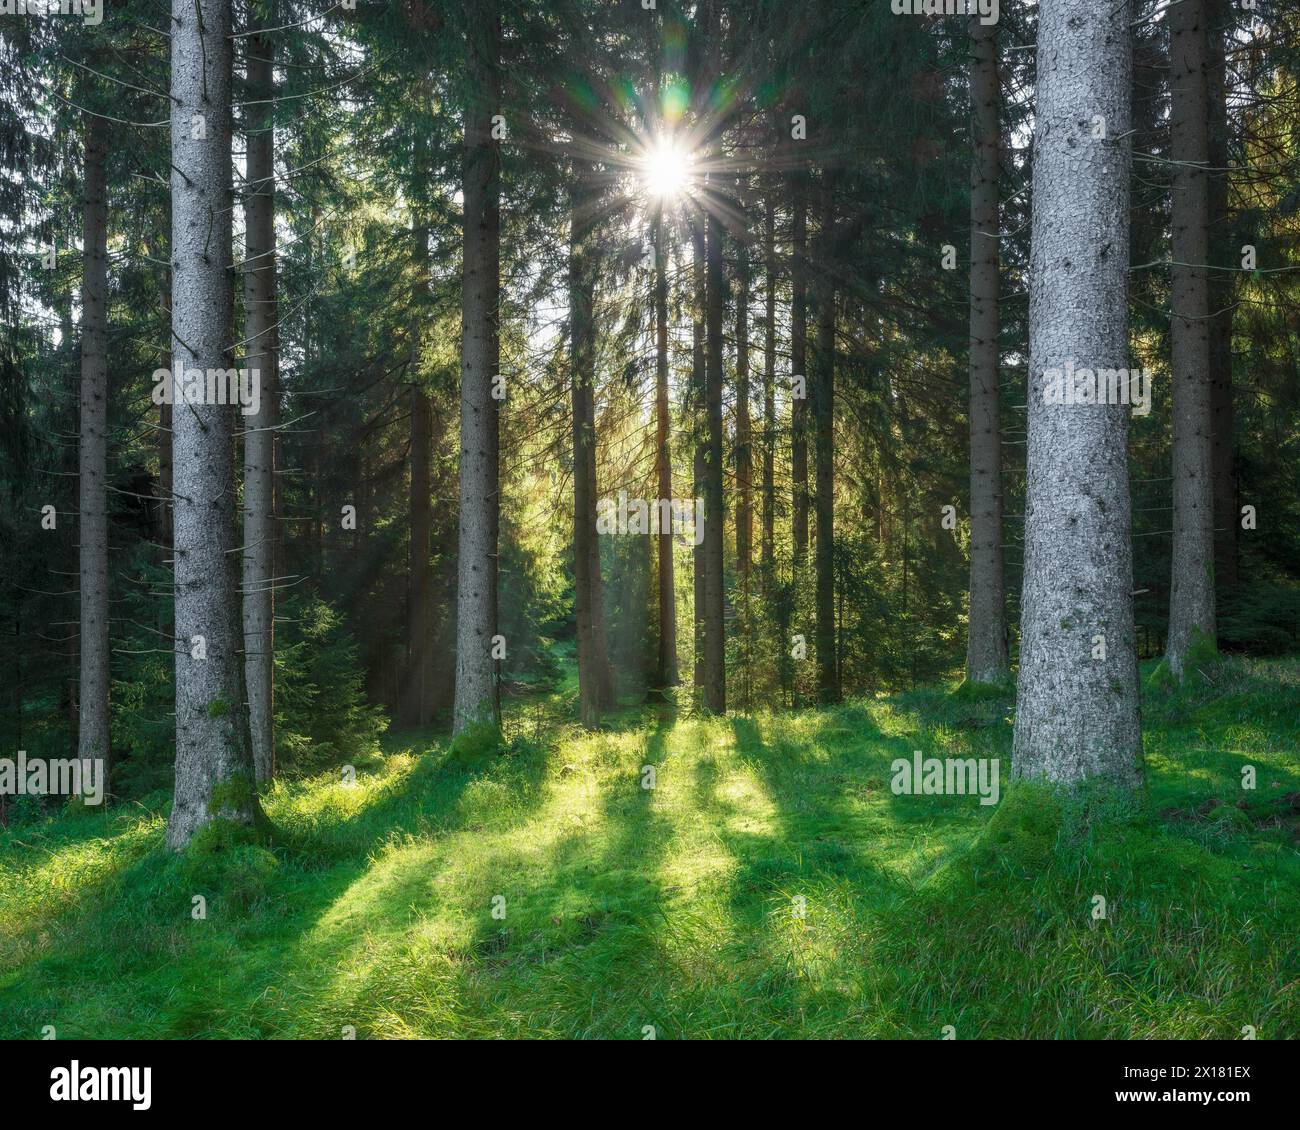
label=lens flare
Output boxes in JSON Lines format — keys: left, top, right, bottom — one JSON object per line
{"left": 641, "top": 138, "right": 693, "bottom": 200}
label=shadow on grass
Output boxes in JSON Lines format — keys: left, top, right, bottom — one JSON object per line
{"left": 447, "top": 714, "right": 681, "bottom": 1038}
{"left": 0, "top": 733, "right": 557, "bottom": 1038}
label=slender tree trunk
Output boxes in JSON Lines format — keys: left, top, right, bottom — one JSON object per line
{"left": 152, "top": 254, "right": 173, "bottom": 547}
{"left": 158, "top": 394, "right": 173, "bottom": 545}
{"left": 735, "top": 198, "right": 753, "bottom": 710}
{"left": 1207, "top": 0, "right": 1237, "bottom": 601}
{"left": 812, "top": 191, "right": 839, "bottom": 705}
{"left": 403, "top": 188, "right": 432, "bottom": 727}
{"left": 305, "top": 202, "right": 323, "bottom": 577}
{"left": 242, "top": 24, "right": 278, "bottom": 782}
{"left": 790, "top": 173, "right": 809, "bottom": 567}
{"left": 571, "top": 174, "right": 601, "bottom": 727}
{"left": 1166, "top": 0, "right": 1216, "bottom": 678}
{"left": 735, "top": 233, "right": 753, "bottom": 588}
{"left": 702, "top": 200, "right": 727, "bottom": 713}
{"left": 585, "top": 373, "right": 614, "bottom": 708}
{"left": 576, "top": 229, "right": 612, "bottom": 709}
{"left": 692, "top": 222, "right": 707, "bottom": 690}
{"left": 166, "top": 0, "right": 264, "bottom": 848}
{"left": 405, "top": 383, "right": 432, "bottom": 726}
{"left": 77, "top": 111, "right": 110, "bottom": 793}
{"left": 761, "top": 194, "right": 777, "bottom": 576}
{"left": 965, "top": 16, "right": 1009, "bottom": 684}
{"left": 453, "top": 5, "right": 502, "bottom": 735}
{"left": 653, "top": 207, "right": 679, "bottom": 689}
{"left": 1012, "top": 0, "right": 1141, "bottom": 787}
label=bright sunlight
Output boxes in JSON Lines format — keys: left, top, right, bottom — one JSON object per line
{"left": 639, "top": 136, "right": 694, "bottom": 200}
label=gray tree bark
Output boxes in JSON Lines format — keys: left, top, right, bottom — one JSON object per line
{"left": 166, "top": 0, "right": 264, "bottom": 848}
{"left": 584, "top": 369, "right": 613, "bottom": 709}
{"left": 242, "top": 24, "right": 278, "bottom": 782}
{"left": 965, "top": 15, "right": 1010, "bottom": 684}
{"left": 571, "top": 172, "right": 601, "bottom": 727}
{"left": 454, "top": 4, "right": 502, "bottom": 734}
{"left": 402, "top": 191, "right": 433, "bottom": 728}
{"left": 812, "top": 187, "right": 838, "bottom": 705}
{"left": 761, "top": 193, "right": 777, "bottom": 576}
{"left": 691, "top": 222, "right": 706, "bottom": 690}
{"left": 155, "top": 266, "right": 173, "bottom": 548}
{"left": 1012, "top": 0, "right": 1142, "bottom": 788}
{"left": 735, "top": 227, "right": 753, "bottom": 589}
{"left": 653, "top": 207, "right": 679, "bottom": 690}
{"left": 1166, "top": 0, "right": 1217, "bottom": 678}
{"left": 790, "top": 173, "right": 809, "bottom": 567}
{"left": 1206, "top": 0, "right": 1237, "bottom": 598}
{"left": 702, "top": 200, "right": 727, "bottom": 714}
{"left": 78, "top": 111, "right": 111, "bottom": 791}
{"left": 405, "top": 382, "right": 432, "bottom": 726}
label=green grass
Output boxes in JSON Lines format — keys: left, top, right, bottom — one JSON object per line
{"left": 2, "top": 656, "right": 1298, "bottom": 1039}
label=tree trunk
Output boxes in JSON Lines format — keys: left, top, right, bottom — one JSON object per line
{"left": 402, "top": 186, "right": 432, "bottom": 728}
{"left": 692, "top": 222, "right": 707, "bottom": 691}
{"left": 1012, "top": 0, "right": 1142, "bottom": 787}
{"left": 454, "top": 4, "right": 502, "bottom": 735}
{"left": 761, "top": 194, "right": 777, "bottom": 576}
{"left": 735, "top": 232, "right": 753, "bottom": 589}
{"left": 653, "top": 207, "right": 679, "bottom": 689}
{"left": 812, "top": 190, "right": 838, "bottom": 705}
{"left": 571, "top": 173, "right": 601, "bottom": 727}
{"left": 77, "top": 111, "right": 110, "bottom": 793}
{"left": 585, "top": 371, "right": 614, "bottom": 709}
{"left": 1166, "top": 0, "right": 1216, "bottom": 678}
{"left": 242, "top": 24, "right": 278, "bottom": 782}
{"left": 965, "top": 15, "right": 1009, "bottom": 684}
{"left": 405, "top": 383, "right": 432, "bottom": 726}
{"left": 155, "top": 260, "right": 173, "bottom": 548}
{"left": 702, "top": 201, "right": 727, "bottom": 713}
{"left": 790, "top": 173, "right": 809, "bottom": 567}
{"left": 166, "top": 0, "right": 264, "bottom": 848}
{"left": 1207, "top": 0, "right": 1237, "bottom": 601}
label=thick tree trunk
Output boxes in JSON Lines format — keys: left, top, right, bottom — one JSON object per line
{"left": 242, "top": 26, "right": 278, "bottom": 782}
{"left": 812, "top": 193, "right": 838, "bottom": 705}
{"left": 702, "top": 203, "right": 727, "bottom": 713}
{"left": 653, "top": 208, "right": 679, "bottom": 689}
{"left": 1012, "top": 0, "right": 1142, "bottom": 787}
{"left": 761, "top": 194, "right": 777, "bottom": 576}
{"left": 1207, "top": 0, "right": 1237, "bottom": 601}
{"left": 965, "top": 16, "right": 1009, "bottom": 685}
{"left": 166, "top": 0, "right": 264, "bottom": 848}
{"left": 1166, "top": 0, "right": 1216, "bottom": 678}
{"left": 790, "top": 174, "right": 809, "bottom": 567}
{"left": 77, "top": 111, "right": 110, "bottom": 792}
{"left": 453, "top": 5, "right": 502, "bottom": 735}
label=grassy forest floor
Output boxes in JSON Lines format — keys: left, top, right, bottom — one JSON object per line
{"left": 1, "top": 656, "right": 1298, "bottom": 1039}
